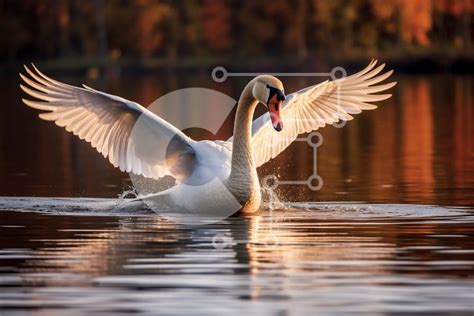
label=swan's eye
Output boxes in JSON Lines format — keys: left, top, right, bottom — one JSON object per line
{"left": 267, "top": 86, "right": 286, "bottom": 104}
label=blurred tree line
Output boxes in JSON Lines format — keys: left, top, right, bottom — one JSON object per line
{"left": 0, "top": 0, "right": 472, "bottom": 65}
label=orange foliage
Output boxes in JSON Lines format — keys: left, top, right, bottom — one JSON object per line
{"left": 370, "top": 0, "right": 397, "bottom": 33}
{"left": 1, "top": 0, "right": 472, "bottom": 60}
{"left": 399, "top": 0, "right": 432, "bottom": 46}
{"left": 201, "top": 0, "right": 233, "bottom": 52}
{"left": 371, "top": 0, "right": 432, "bottom": 46}
{"left": 134, "top": 0, "right": 173, "bottom": 57}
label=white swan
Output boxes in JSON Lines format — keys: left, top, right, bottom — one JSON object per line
{"left": 20, "top": 60, "right": 395, "bottom": 215}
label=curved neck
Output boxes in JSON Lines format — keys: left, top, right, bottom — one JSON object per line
{"left": 229, "top": 81, "right": 259, "bottom": 191}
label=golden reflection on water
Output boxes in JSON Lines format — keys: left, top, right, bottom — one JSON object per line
{"left": 0, "top": 179, "right": 472, "bottom": 313}
{"left": 4, "top": 207, "right": 472, "bottom": 301}
{"left": 400, "top": 78, "right": 434, "bottom": 201}
{"left": 262, "top": 75, "right": 473, "bottom": 206}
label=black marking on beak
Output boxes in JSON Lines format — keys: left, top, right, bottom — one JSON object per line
{"left": 266, "top": 85, "right": 284, "bottom": 132}
{"left": 274, "top": 122, "right": 282, "bottom": 132}
{"left": 266, "top": 85, "right": 286, "bottom": 103}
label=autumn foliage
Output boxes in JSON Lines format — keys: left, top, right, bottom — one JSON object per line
{"left": 0, "top": 0, "right": 472, "bottom": 62}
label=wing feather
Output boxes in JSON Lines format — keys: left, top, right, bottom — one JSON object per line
{"left": 249, "top": 60, "right": 396, "bottom": 167}
{"left": 20, "top": 64, "right": 196, "bottom": 179}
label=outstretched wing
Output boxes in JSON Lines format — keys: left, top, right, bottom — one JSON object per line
{"left": 250, "top": 59, "right": 396, "bottom": 167}
{"left": 20, "top": 64, "right": 196, "bottom": 180}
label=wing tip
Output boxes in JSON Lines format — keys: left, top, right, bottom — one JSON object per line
{"left": 387, "top": 81, "right": 397, "bottom": 89}
{"left": 82, "top": 84, "right": 94, "bottom": 91}
{"left": 30, "top": 62, "right": 39, "bottom": 72}
{"left": 19, "top": 83, "right": 27, "bottom": 93}
{"left": 22, "top": 98, "right": 54, "bottom": 111}
{"left": 38, "top": 112, "right": 56, "bottom": 121}
{"left": 382, "top": 93, "right": 392, "bottom": 100}
{"left": 19, "top": 71, "right": 28, "bottom": 82}
{"left": 21, "top": 98, "right": 39, "bottom": 109}
{"left": 23, "top": 62, "right": 42, "bottom": 75}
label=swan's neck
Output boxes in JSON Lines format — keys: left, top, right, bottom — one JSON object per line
{"left": 228, "top": 82, "right": 260, "bottom": 205}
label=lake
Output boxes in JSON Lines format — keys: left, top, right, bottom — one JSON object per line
{"left": 0, "top": 70, "right": 473, "bottom": 315}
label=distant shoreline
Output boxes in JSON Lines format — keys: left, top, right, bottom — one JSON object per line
{"left": 1, "top": 52, "right": 473, "bottom": 76}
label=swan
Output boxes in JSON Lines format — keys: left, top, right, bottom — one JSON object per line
{"left": 19, "top": 60, "right": 396, "bottom": 216}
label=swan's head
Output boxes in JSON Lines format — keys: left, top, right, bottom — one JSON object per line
{"left": 252, "top": 75, "right": 286, "bottom": 132}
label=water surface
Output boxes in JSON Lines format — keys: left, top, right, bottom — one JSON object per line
{"left": 1, "top": 199, "right": 474, "bottom": 315}
{"left": 0, "top": 72, "right": 473, "bottom": 314}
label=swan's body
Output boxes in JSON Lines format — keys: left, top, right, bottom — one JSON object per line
{"left": 20, "top": 60, "right": 396, "bottom": 215}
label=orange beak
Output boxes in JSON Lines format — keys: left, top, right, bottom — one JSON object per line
{"left": 268, "top": 94, "right": 283, "bottom": 131}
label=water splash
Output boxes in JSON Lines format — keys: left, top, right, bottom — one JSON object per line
{"left": 0, "top": 196, "right": 471, "bottom": 220}
{"left": 118, "top": 186, "right": 138, "bottom": 200}
{"left": 261, "top": 186, "right": 285, "bottom": 210}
